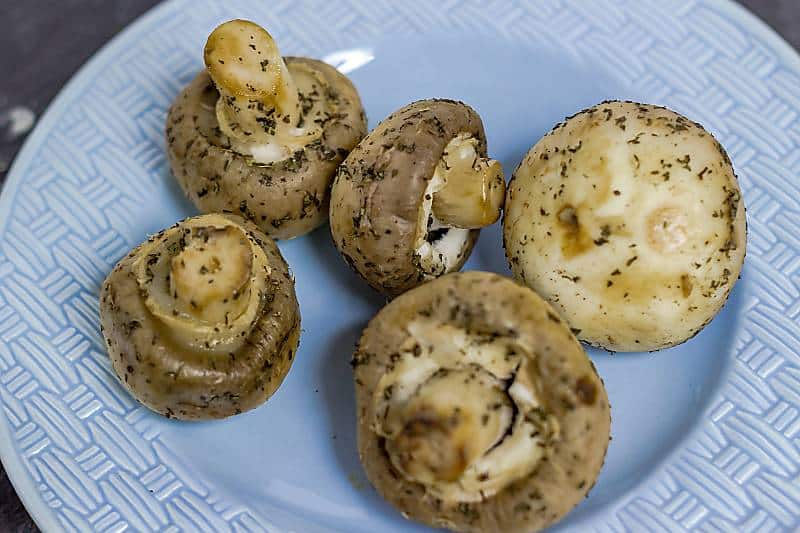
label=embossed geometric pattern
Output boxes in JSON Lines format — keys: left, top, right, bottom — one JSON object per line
{"left": 0, "top": 0, "right": 799, "bottom": 531}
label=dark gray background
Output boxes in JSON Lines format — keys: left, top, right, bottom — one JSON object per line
{"left": 0, "top": 1, "right": 796, "bottom": 531}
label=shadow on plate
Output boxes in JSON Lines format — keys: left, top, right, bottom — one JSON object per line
{"left": 468, "top": 220, "right": 511, "bottom": 276}
{"left": 298, "top": 224, "right": 388, "bottom": 308}
{"left": 316, "top": 320, "right": 419, "bottom": 530}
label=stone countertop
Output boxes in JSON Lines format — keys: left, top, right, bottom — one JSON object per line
{"left": 0, "top": 1, "right": 797, "bottom": 531}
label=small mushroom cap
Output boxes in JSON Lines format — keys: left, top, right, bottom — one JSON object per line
{"left": 330, "top": 99, "right": 487, "bottom": 296}
{"left": 167, "top": 57, "right": 366, "bottom": 240}
{"left": 504, "top": 101, "right": 746, "bottom": 351}
{"left": 354, "top": 271, "right": 610, "bottom": 532}
{"left": 99, "top": 214, "right": 300, "bottom": 420}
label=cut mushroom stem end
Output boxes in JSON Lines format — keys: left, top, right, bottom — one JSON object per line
{"left": 169, "top": 226, "right": 253, "bottom": 323}
{"left": 203, "top": 19, "right": 302, "bottom": 144}
{"left": 431, "top": 136, "right": 505, "bottom": 229}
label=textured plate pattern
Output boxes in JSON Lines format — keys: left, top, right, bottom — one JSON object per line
{"left": 1, "top": 0, "right": 799, "bottom": 531}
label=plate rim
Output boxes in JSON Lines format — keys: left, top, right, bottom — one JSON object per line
{"left": 0, "top": 2, "right": 185, "bottom": 530}
{"left": 1, "top": 0, "right": 799, "bottom": 530}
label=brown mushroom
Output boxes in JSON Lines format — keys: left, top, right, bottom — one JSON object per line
{"left": 99, "top": 213, "right": 300, "bottom": 420}
{"left": 354, "top": 271, "right": 610, "bottom": 532}
{"left": 166, "top": 19, "right": 367, "bottom": 239}
{"left": 330, "top": 99, "right": 505, "bottom": 297}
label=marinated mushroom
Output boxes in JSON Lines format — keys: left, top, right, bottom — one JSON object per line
{"left": 167, "top": 19, "right": 367, "bottom": 239}
{"left": 504, "top": 101, "right": 746, "bottom": 351}
{"left": 99, "top": 213, "right": 300, "bottom": 420}
{"left": 353, "top": 271, "right": 610, "bottom": 532}
{"left": 330, "top": 99, "right": 505, "bottom": 297}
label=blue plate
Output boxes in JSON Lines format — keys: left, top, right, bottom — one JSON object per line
{"left": 1, "top": 0, "right": 799, "bottom": 531}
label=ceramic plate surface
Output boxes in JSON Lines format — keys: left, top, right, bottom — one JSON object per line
{"left": 1, "top": 0, "right": 800, "bottom": 531}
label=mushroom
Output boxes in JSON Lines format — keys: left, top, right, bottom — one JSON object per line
{"left": 353, "top": 271, "right": 610, "bottom": 532}
{"left": 330, "top": 99, "right": 505, "bottom": 297}
{"left": 504, "top": 100, "right": 746, "bottom": 351}
{"left": 99, "top": 213, "right": 300, "bottom": 420}
{"left": 166, "top": 19, "right": 367, "bottom": 240}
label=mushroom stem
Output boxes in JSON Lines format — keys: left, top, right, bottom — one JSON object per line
{"left": 169, "top": 226, "right": 252, "bottom": 323}
{"left": 383, "top": 365, "right": 513, "bottom": 491}
{"left": 203, "top": 19, "right": 302, "bottom": 145}
{"left": 431, "top": 135, "right": 505, "bottom": 229}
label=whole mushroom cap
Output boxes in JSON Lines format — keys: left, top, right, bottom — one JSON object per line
{"left": 100, "top": 213, "right": 300, "bottom": 420}
{"left": 504, "top": 100, "right": 746, "bottom": 351}
{"left": 330, "top": 99, "right": 504, "bottom": 296}
{"left": 167, "top": 21, "right": 367, "bottom": 240}
{"left": 354, "top": 271, "right": 610, "bottom": 532}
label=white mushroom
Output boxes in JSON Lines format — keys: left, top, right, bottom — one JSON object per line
{"left": 504, "top": 101, "right": 746, "bottom": 351}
